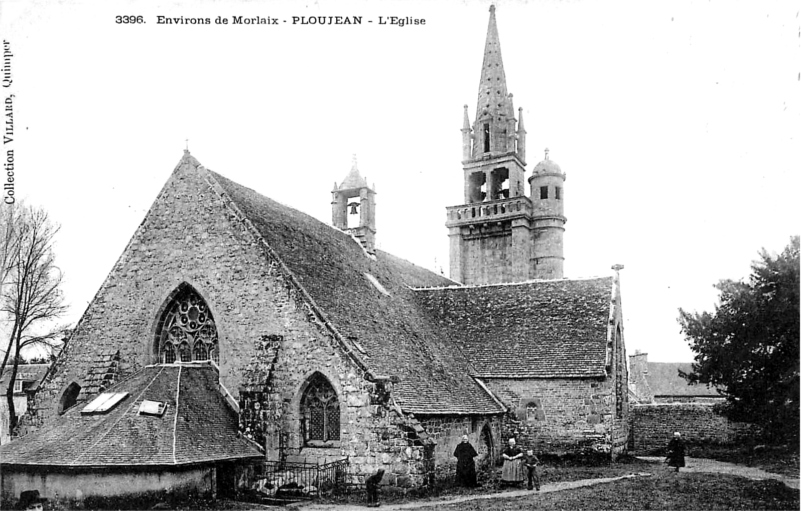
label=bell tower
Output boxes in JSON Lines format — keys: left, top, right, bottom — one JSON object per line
{"left": 446, "top": 5, "right": 537, "bottom": 285}
{"left": 332, "top": 155, "right": 376, "bottom": 254}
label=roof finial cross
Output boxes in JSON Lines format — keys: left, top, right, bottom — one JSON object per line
{"left": 544, "top": 147, "right": 550, "bottom": 160}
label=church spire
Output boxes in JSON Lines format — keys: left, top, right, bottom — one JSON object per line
{"left": 338, "top": 154, "right": 369, "bottom": 190}
{"left": 472, "top": 5, "right": 518, "bottom": 159}
{"left": 476, "top": 5, "right": 510, "bottom": 121}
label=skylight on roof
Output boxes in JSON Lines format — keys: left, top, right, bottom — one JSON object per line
{"left": 139, "top": 400, "right": 168, "bottom": 417}
{"left": 81, "top": 392, "right": 129, "bottom": 415}
{"left": 364, "top": 273, "right": 390, "bottom": 296}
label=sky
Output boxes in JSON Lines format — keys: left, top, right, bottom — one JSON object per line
{"left": 1, "top": 0, "right": 799, "bottom": 363}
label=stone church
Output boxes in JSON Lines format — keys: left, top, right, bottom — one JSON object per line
{"left": 1, "top": 6, "right": 628, "bottom": 503}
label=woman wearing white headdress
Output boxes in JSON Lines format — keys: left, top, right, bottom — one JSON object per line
{"left": 665, "top": 432, "right": 686, "bottom": 472}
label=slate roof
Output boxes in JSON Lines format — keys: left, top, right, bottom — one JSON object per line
{"left": 413, "top": 278, "right": 615, "bottom": 378}
{"left": 647, "top": 362, "right": 722, "bottom": 398}
{"left": 208, "top": 169, "right": 505, "bottom": 415}
{"left": 0, "top": 363, "right": 262, "bottom": 467}
{"left": 0, "top": 364, "right": 50, "bottom": 393}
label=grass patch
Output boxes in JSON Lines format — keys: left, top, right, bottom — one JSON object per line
{"left": 307, "top": 455, "right": 657, "bottom": 507}
{"left": 689, "top": 443, "right": 800, "bottom": 478}
{"left": 643, "top": 442, "right": 800, "bottom": 478}
{"left": 414, "top": 471, "right": 799, "bottom": 511}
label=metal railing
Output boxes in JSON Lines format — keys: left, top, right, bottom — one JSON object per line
{"left": 250, "top": 458, "right": 349, "bottom": 501}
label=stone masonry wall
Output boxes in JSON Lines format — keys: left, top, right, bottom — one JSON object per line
{"left": 628, "top": 403, "right": 758, "bottom": 454}
{"left": 28, "top": 157, "right": 354, "bottom": 426}
{"left": 20, "top": 157, "right": 434, "bottom": 490}
{"left": 460, "top": 226, "right": 514, "bottom": 286}
{"left": 485, "top": 378, "right": 616, "bottom": 455}
{"left": 418, "top": 415, "right": 502, "bottom": 482}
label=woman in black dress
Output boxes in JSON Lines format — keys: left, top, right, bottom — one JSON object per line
{"left": 666, "top": 432, "right": 686, "bottom": 472}
{"left": 453, "top": 435, "right": 479, "bottom": 487}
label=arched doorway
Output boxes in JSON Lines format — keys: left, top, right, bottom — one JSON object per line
{"left": 475, "top": 423, "right": 494, "bottom": 469}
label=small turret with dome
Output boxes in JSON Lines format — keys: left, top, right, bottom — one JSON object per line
{"left": 528, "top": 148, "right": 566, "bottom": 279}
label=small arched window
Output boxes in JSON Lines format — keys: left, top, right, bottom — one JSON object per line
{"left": 300, "top": 373, "right": 340, "bottom": 444}
{"left": 156, "top": 285, "right": 219, "bottom": 364}
{"left": 523, "top": 399, "right": 544, "bottom": 422}
{"left": 58, "top": 382, "right": 82, "bottom": 415}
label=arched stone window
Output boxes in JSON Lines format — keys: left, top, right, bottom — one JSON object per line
{"left": 58, "top": 382, "right": 82, "bottom": 415}
{"left": 526, "top": 402, "right": 539, "bottom": 421}
{"left": 156, "top": 285, "right": 219, "bottom": 364}
{"left": 521, "top": 398, "right": 544, "bottom": 422}
{"left": 300, "top": 373, "right": 340, "bottom": 444}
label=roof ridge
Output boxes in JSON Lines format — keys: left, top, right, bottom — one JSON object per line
{"left": 412, "top": 275, "right": 613, "bottom": 291}
{"left": 42, "top": 152, "right": 197, "bottom": 395}
{"left": 196, "top": 166, "right": 375, "bottom": 379}
{"left": 172, "top": 365, "right": 182, "bottom": 465}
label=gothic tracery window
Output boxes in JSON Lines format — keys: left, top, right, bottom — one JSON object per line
{"left": 301, "top": 373, "right": 340, "bottom": 444}
{"left": 158, "top": 286, "right": 219, "bottom": 364}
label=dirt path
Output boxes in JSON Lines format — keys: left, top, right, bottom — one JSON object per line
{"left": 638, "top": 456, "right": 800, "bottom": 490}
{"left": 288, "top": 457, "right": 798, "bottom": 510}
{"left": 289, "top": 473, "right": 650, "bottom": 510}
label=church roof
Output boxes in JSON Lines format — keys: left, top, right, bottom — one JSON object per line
{"left": 413, "top": 278, "right": 615, "bottom": 378}
{"left": 207, "top": 167, "right": 505, "bottom": 415}
{"left": 0, "top": 363, "right": 262, "bottom": 467}
{"left": 647, "top": 362, "right": 722, "bottom": 398}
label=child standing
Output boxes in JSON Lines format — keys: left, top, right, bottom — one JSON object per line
{"left": 524, "top": 449, "right": 541, "bottom": 491}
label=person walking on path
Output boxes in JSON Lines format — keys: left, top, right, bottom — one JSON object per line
{"left": 524, "top": 448, "right": 541, "bottom": 491}
{"left": 665, "top": 432, "right": 686, "bottom": 472}
{"left": 453, "top": 435, "right": 479, "bottom": 487}
{"left": 501, "top": 438, "right": 525, "bottom": 486}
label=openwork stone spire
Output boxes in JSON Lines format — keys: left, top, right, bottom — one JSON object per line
{"left": 476, "top": 5, "right": 512, "bottom": 125}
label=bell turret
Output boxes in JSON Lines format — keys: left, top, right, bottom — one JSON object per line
{"left": 332, "top": 155, "right": 376, "bottom": 254}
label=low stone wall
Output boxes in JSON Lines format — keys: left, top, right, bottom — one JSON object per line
{"left": 1, "top": 464, "right": 213, "bottom": 508}
{"left": 628, "top": 403, "right": 757, "bottom": 453}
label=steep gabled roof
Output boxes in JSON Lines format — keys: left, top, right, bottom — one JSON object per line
{"left": 647, "top": 362, "right": 723, "bottom": 398}
{"left": 0, "top": 363, "right": 262, "bottom": 467}
{"left": 413, "top": 278, "right": 615, "bottom": 378}
{"left": 205, "top": 167, "right": 504, "bottom": 415}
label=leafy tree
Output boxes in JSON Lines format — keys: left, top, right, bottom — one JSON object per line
{"left": 0, "top": 203, "right": 68, "bottom": 436}
{"left": 678, "top": 236, "right": 799, "bottom": 443}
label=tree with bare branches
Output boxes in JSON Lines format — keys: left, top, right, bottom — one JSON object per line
{"left": 0, "top": 203, "right": 68, "bottom": 436}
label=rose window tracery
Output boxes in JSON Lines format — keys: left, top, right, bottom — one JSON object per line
{"left": 159, "top": 288, "right": 219, "bottom": 364}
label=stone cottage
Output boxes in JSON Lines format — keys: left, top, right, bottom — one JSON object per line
{"left": 1, "top": 6, "right": 628, "bottom": 504}
{"left": 0, "top": 364, "right": 49, "bottom": 445}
